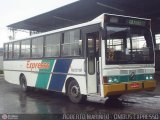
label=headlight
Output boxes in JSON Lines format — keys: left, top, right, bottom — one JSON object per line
{"left": 108, "top": 76, "right": 119, "bottom": 83}
{"left": 108, "top": 79, "right": 113, "bottom": 83}
{"left": 146, "top": 75, "right": 149, "bottom": 80}
{"left": 145, "top": 74, "right": 153, "bottom": 80}
{"left": 149, "top": 75, "right": 153, "bottom": 79}
{"left": 108, "top": 78, "right": 113, "bottom": 83}
{"left": 114, "top": 77, "right": 119, "bottom": 82}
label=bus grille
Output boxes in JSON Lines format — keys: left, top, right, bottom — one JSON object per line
{"left": 120, "top": 69, "right": 145, "bottom": 75}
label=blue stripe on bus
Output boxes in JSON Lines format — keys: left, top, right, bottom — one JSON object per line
{"left": 48, "top": 59, "right": 72, "bottom": 91}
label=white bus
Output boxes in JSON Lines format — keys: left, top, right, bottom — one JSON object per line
{"left": 3, "top": 13, "right": 156, "bottom": 103}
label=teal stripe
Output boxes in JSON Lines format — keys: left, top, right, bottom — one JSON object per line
{"left": 35, "top": 59, "right": 55, "bottom": 89}
{"left": 119, "top": 75, "right": 129, "bottom": 82}
{"left": 108, "top": 74, "right": 153, "bottom": 83}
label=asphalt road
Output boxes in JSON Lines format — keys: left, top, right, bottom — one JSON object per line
{"left": 0, "top": 75, "right": 160, "bottom": 116}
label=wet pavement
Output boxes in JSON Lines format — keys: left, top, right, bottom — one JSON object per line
{"left": 0, "top": 75, "right": 160, "bottom": 114}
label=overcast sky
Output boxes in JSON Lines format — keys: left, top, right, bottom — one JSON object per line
{"left": 0, "top": 0, "right": 77, "bottom": 48}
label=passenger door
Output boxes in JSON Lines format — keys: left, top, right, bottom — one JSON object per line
{"left": 86, "top": 32, "right": 100, "bottom": 94}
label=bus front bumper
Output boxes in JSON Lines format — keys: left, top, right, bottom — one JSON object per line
{"left": 103, "top": 80, "right": 156, "bottom": 97}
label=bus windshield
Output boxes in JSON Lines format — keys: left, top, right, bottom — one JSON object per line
{"left": 105, "top": 26, "right": 154, "bottom": 64}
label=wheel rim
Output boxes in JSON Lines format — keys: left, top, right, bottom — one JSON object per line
{"left": 71, "top": 85, "right": 80, "bottom": 98}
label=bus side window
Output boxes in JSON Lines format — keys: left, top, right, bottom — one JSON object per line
{"left": 13, "top": 42, "right": 20, "bottom": 59}
{"left": 8, "top": 43, "right": 13, "bottom": 59}
{"left": 20, "top": 39, "right": 31, "bottom": 59}
{"left": 4, "top": 44, "right": 8, "bottom": 60}
{"left": 44, "top": 33, "right": 60, "bottom": 57}
{"left": 61, "top": 29, "right": 82, "bottom": 57}
{"left": 32, "top": 37, "right": 43, "bottom": 58}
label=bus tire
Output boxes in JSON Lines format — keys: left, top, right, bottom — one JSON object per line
{"left": 20, "top": 75, "right": 28, "bottom": 92}
{"left": 67, "top": 80, "right": 86, "bottom": 103}
{"left": 108, "top": 95, "right": 121, "bottom": 100}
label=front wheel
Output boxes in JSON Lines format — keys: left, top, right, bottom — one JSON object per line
{"left": 108, "top": 95, "right": 121, "bottom": 100}
{"left": 67, "top": 80, "right": 86, "bottom": 103}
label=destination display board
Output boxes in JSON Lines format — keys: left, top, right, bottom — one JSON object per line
{"left": 104, "top": 15, "right": 150, "bottom": 27}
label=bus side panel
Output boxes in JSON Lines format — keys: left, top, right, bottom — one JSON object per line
{"left": 66, "top": 59, "right": 87, "bottom": 95}
{"left": 63, "top": 75, "right": 87, "bottom": 95}
{"left": 4, "top": 70, "right": 21, "bottom": 85}
{"left": 3, "top": 60, "right": 42, "bottom": 87}
{"left": 4, "top": 59, "right": 87, "bottom": 95}
{"left": 47, "top": 59, "right": 87, "bottom": 94}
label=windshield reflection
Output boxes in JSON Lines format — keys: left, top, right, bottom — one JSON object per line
{"left": 105, "top": 26, "right": 154, "bottom": 64}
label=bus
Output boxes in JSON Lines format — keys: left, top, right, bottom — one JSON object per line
{"left": 3, "top": 13, "right": 156, "bottom": 103}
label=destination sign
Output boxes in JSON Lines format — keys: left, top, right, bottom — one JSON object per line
{"left": 127, "top": 19, "right": 146, "bottom": 26}
{"left": 105, "top": 15, "right": 149, "bottom": 27}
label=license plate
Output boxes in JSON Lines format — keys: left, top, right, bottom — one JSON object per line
{"left": 130, "top": 83, "right": 140, "bottom": 88}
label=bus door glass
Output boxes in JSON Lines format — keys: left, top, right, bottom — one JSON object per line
{"left": 86, "top": 32, "right": 100, "bottom": 93}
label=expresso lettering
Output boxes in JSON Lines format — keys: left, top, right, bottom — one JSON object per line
{"left": 26, "top": 61, "right": 50, "bottom": 71}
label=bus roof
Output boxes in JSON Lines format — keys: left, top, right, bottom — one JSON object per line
{"left": 103, "top": 13, "right": 151, "bottom": 21}
{"left": 5, "top": 14, "right": 103, "bottom": 44}
{"left": 5, "top": 13, "right": 150, "bottom": 44}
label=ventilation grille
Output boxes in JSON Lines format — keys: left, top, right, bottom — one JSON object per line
{"left": 129, "top": 70, "right": 136, "bottom": 74}
{"left": 120, "top": 70, "right": 128, "bottom": 75}
{"left": 120, "top": 69, "right": 145, "bottom": 75}
{"left": 136, "top": 69, "right": 145, "bottom": 74}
